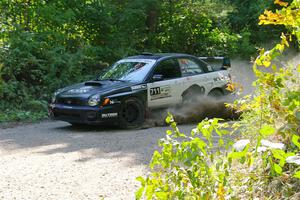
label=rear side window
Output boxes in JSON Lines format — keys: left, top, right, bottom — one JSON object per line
{"left": 178, "top": 58, "right": 204, "bottom": 76}
{"left": 153, "top": 58, "right": 181, "bottom": 79}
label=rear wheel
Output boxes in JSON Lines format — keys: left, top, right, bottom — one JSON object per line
{"left": 208, "top": 89, "right": 224, "bottom": 100}
{"left": 207, "top": 89, "right": 229, "bottom": 118}
{"left": 119, "top": 98, "right": 145, "bottom": 129}
{"left": 182, "top": 86, "right": 205, "bottom": 105}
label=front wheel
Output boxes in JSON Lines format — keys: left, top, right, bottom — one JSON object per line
{"left": 119, "top": 98, "right": 145, "bottom": 129}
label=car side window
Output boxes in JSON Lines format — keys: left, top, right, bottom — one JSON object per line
{"left": 153, "top": 58, "right": 181, "bottom": 80}
{"left": 178, "top": 58, "right": 204, "bottom": 76}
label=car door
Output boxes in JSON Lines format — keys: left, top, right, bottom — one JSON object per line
{"left": 178, "top": 57, "right": 213, "bottom": 96}
{"left": 147, "top": 58, "right": 184, "bottom": 108}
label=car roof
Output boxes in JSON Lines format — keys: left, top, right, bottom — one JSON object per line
{"left": 126, "top": 53, "right": 195, "bottom": 60}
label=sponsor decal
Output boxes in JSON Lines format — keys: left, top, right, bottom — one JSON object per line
{"left": 62, "top": 105, "right": 73, "bottom": 109}
{"left": 67, "top": 86, "right": 94, "bottom": 94}
{"left": 101, "top": 113, "right": 118, "bottom": 118}
{"left": 150, "top": 86, "right": 171, "bottom": 100}
{"left": 131, "top": 84, "right": 147, "bottom": 91}
{"left": 207, "top": 65, "right": 213, "bottom": 71}
{"left": 109, "top": 99, "right": 120, "bottom": 104}
{"left": 213, "top": 77, "right": 220, "bottom": 82}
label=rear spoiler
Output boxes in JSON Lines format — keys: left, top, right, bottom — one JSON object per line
{"left": 198, "top": 57, "right": 231, "bottom": 71}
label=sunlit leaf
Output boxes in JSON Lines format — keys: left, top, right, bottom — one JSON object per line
{"left": 272, "top": 149, "right": 287, "bottom": 166}
{"left": 135, "top": 187, "right": 144, "bottom": 200}
{"left": 293, "top": 171, "right": 300, "bottom": 179}
{"left": 274, "top": 163, "right": 283, "bottom": 174}
{"left": 272, "top": 149, "right": 286, "bottom": 160}
{"left": 274, "top": 0, "right": 289, "bottom": 7}
{"left": 260, "top": 125, "right": 275, "bottom": 137}
{"left": 155, "top": 192, "right": 168, "bottom": 199}
{"left": 136, "top": 176, "right": 145, "bottom": 186}
{"left": 146, "top": 185, "right": 155, "bottom": 200}
{"left": 229, "top": 145, "right": 249, "bottom": 159}
{"left": 292, "top": 134, "right": 300, "bottom": 149}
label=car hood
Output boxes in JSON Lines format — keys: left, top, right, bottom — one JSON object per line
{"left": 56, "top": 80, "right": 137, "bottom": 99}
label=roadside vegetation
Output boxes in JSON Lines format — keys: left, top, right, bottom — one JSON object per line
{"left": 0, "top": 0, "right": 287, "bottom": 122}
{"left": 136, "top": 0, "right": 300, "bottom": 199}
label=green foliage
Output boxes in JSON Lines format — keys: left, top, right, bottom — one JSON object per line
{"left": 0, "top": 109, "right": 47, "bottom": 123}
{"left": 228, "top": 0, "right": 286, "bottom": 57}
{"left": 235, "top": 28, "right": 257, "bottom": 58}
{"left": 0, "top": 99, "right": 48, "bottom": 122}
{"left": 0, "top": 30, "right": 102, "bottom": 104}
{"left": 136, "top": 115, "right": 231, "bottom": 199}
{"left": 136, "top": 1, "right": 300, "bottom": 199}
{"left": 0, "top": 0, "right": 242, "bottom": 121}
{"left": 0, "top": 0, "right": 108, "bottom": 116}
{"left": 136, "top": 112, "right": 298, "bottom": 199}
{"left": 0, "top": 0, "right": 295, "bottom": 121}
{"left": 153, "top": 0, "right": 239, "bottom": 56}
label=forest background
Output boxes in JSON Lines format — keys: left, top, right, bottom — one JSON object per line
{"left": 0, "top": 0, "right": 296, "bottom": 121}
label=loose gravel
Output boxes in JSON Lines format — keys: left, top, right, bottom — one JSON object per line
{"left": 0, "top": 121, "right": 200, "bottom": 200}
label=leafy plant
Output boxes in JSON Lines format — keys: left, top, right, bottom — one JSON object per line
{"left": 0, "top": 109, "right": 47, "bottom": 123}
{"left": 136, "top": 115, "right": 234, "bottom": 199}
{"left": 136, "top": 0, "right": 300, "bottom": 199}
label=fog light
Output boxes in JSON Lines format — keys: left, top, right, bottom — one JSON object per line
{"left": 101, "top": 98, "right": 111, "bottom": 106}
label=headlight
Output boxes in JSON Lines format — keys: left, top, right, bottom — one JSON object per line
{"left": 51, "top": 89, "right": 63, "bottom": 103}
{"left": 88, "top": 94, "right": 101, "bottom": 106}
{"left": 51, "top": 95, "right": 56, "bottom": 103}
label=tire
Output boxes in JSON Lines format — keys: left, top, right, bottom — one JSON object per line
{"left": 182, "top": 86, "right": 205, "bottom": 105}
{"left": 206, "top": 89, "right": 226, "bottom": 118}
{"left": 119, "top": 97, "right": 145, "bottom": 129}
{"left": 208, "top": 89, "right": 224, "bottom": 100}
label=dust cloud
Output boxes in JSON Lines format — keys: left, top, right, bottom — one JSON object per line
{"left": 280, "top": 49, "right": 300, "bottom": 66}
{"left": 230, "top": 59, "right": 256, "bottom": 95}
{"left": 147, "top": 96, "right": 238, "bottom": 126}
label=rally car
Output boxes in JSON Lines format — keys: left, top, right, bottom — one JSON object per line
{"left": 48, "top": 53, "right": 232, "bottom": 128}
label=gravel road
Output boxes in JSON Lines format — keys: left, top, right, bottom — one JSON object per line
{"left": 0, "top": 121, "right": 206, "bottom": 200}
{"left": 0, "top": 59, "right": 254, "bottom": 200}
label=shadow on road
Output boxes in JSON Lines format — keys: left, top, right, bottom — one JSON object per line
{"left": 0, "top": 102, "right": 238, "bottom": 167}
{"left": 0, "top": 119, "right": 183, "bottom": 166}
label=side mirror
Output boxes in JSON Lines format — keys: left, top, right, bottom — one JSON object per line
{"left": 222, "top": 57, "right": 231, "bottom": 69}
{"left": 152, "top": 74, "right": 164, "bottom": 82}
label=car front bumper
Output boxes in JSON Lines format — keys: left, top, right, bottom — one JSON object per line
{"left": 48, "top": 103, "right": 121, "bottom": 125}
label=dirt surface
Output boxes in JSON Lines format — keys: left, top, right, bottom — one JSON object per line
{"left": 0, "top": 58, "right": 254, "bottom": 200}
{"left": 0, "top": 120, "right": 219, "bottom": 200}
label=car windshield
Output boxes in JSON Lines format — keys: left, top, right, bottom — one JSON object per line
{"left": 97, "top": 59, "right": 156, "bottom": 83}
